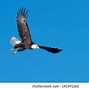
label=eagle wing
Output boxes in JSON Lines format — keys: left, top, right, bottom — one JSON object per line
{"left": 17, "top": 8, "right": 32, "bottom": 43}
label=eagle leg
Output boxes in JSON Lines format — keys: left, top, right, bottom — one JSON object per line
{"left": 13, "top": 47, "right": 25, "bottom": 55}
{"left": 10, "top": 43, "right": 22, "bottom": 52}
{"left": 14, "top": 43, "right": 22, "bottom": 49}
{"left": 10, "top": 48, "right": 14, "bottom": 51}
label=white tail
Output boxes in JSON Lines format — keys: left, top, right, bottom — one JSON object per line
{"left": 10, "top": 36, "right": 21, "bottom": 46}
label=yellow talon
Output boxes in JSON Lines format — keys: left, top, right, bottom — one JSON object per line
{"left": 13, "top": 51, "right": 17, "bottom": 55}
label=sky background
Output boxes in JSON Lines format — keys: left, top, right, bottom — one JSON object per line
{"left": 0, "top": 0, "right": 89, "bottom": 82}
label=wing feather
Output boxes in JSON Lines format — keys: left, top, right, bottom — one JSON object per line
{"left": 39, "top": 46, "right": 62, "bottom": 53}
{"left": 17, "top": 8, "right": 32, "bottom": 43}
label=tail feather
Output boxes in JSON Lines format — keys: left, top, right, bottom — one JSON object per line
{"left": 39, "top": 46, "right": 62, "bottom": 53}
{"left": 10, "top": 36, "right": 21, "bottom": 46}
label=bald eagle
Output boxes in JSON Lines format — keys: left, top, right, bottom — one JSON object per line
{"left": 10, "top": 8, "right": 62, "bottom": 54}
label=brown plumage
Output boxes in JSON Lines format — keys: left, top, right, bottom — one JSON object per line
{"left": 10, "top": 7, "right": 62, "bottom": 54}
{"left": 17, "top": 8, "right": 33, "bottom": 49}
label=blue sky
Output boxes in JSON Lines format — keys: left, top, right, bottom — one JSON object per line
{"left": 0, "top": 0, "right": 89, "bottom": 82}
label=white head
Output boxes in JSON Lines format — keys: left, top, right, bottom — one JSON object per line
{"left": 31, "top": 44, "right": 40, "bottom": 49}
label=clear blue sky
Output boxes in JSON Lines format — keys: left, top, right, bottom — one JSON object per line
{"left": 0, "top": 0, "right": 89, "bottom": 82}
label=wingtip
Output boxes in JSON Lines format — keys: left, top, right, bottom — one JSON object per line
{"left": 17, "top": 7, "right": 29, "bottom": 18}
{"left": 60, "top": 49, "right": 63, "bottom": 51}
{"left": 57, "top": 48, "right": 63, "bottom": 53}
{"left": 53, "top": 48, "right": 63, "bottom": 53}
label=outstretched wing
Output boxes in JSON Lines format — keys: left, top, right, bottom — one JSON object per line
{"left": 39, "top": 46, "right": 62, "bottom": 53}
{"left": 17, "top": 7, "right": 32, "bottom": 43}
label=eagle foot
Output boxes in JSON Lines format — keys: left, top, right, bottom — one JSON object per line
{"left": 13, "top": 51, "right": 17, "bottom": 55}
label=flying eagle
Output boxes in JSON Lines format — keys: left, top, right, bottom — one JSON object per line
{"left": 10, "top": 8, "right": 62, "bottom": 54}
